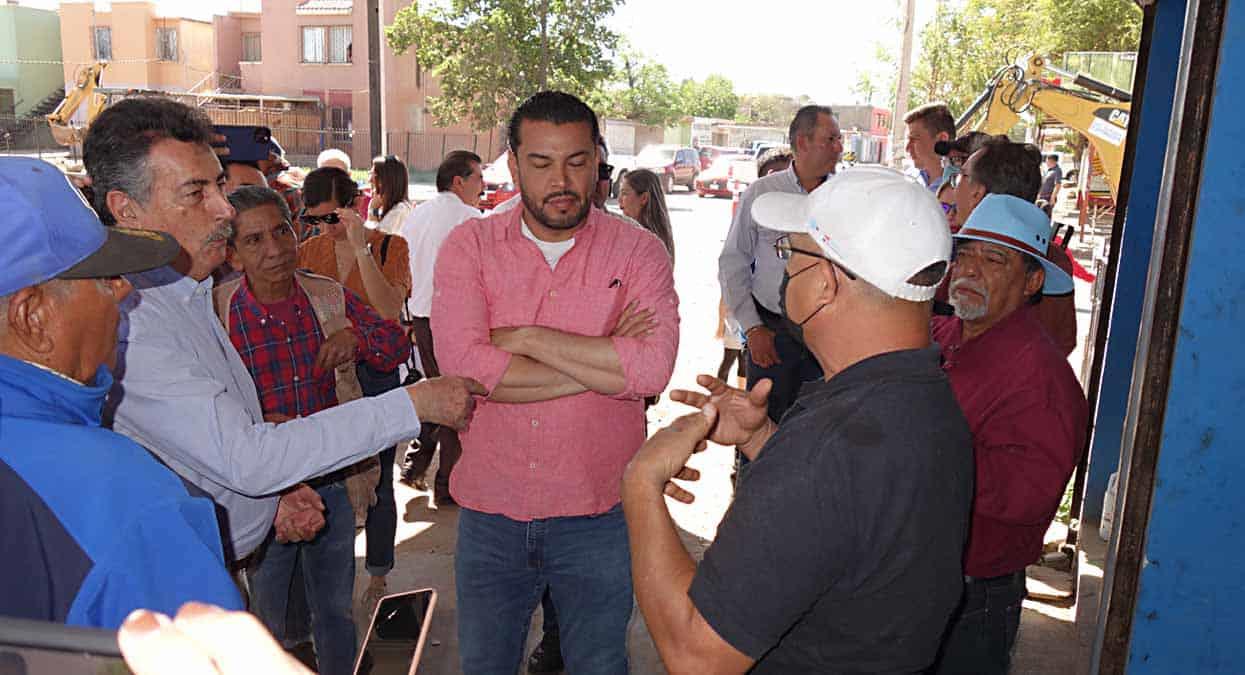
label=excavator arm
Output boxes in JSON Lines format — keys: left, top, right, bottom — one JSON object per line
{"left": 46, "top": 62, "right": 108, "bottom": 147}
{"left": 959, "top": 54, "right": 1130, "bottom": 199}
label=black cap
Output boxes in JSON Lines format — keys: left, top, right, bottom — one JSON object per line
{"left": 59, "top": 227, "right": 181, "bottom": 280}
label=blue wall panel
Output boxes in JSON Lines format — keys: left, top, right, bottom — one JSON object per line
{"left": 1082, "top": 0, "right": 1189, "bottom": 521}
{"left": 1127, "top": 1, "right": 1245, "bottom": 669}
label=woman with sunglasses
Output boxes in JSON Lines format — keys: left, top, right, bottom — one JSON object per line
{"left": 297, "top": 166, "right": 413, "bottom": 612}
{"left": 367, "top": 155, "right": 414, "bottom": 235}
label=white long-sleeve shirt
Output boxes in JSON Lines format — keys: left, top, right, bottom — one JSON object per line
{"left": 400, "top": 191, "right": 483, "bottom": 317}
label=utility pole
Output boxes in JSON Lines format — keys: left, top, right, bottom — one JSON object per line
{"left": 889, "top": 0, "right": 916, "bottom": 168}
{"left": 367, "top": 0, "right": 383, "bottom": 157}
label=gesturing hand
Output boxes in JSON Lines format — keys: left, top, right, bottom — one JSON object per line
{"left": 611, "top": 300, "right": 657, "bottom": 338}
{"left": 274, "top": 484, "right": 326, "bottom": 543}
{"left": 313, "top": 328, "right": 357, "bottom": 374}
{"left": 407, "top": 376, "right": 489, "bottom": 431}
{"left": 669, "top": 375, "right": 776, "bottom": 461}
{"left": 624, "top": 407, "right": 716, "bottom": 504}
{"left": 338, "top": 207, "right": 369, "bottom": 250}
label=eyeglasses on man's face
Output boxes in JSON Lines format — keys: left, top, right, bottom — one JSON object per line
{"left": 773, "top": 234, "right": 858, "bottom": 280}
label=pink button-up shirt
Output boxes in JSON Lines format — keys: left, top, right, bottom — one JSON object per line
{"left": 431, "top": 206, "right": 679, "bottom": 520}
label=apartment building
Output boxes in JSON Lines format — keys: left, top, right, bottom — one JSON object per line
{"left": 59, "top": 0, "right": 218, "bottom": 93}
{"left": 218, "top": 0, "right": 502, "bottom": 168}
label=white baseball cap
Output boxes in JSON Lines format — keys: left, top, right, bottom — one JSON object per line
{"left": 751, "top": 165, "right": 952, "bottom": 301}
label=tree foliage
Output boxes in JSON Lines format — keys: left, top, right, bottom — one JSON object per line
{"left": 586, "top": 51, "right": 682, "bottom": 127}
{"left": 910, "top": 0, "right": 1143, "bottom": 118}
{"left": 679, "top": 74, "right": 739, "bottom": 119}
{"left": 386, "top": 0, "right": 621, "bottom": 131}
{"left": 734, "top": 93, "right": 810, "bottom": 127}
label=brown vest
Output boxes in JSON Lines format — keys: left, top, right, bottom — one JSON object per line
{"left": 214, "top": 271, "right": 380, "bottom": 524}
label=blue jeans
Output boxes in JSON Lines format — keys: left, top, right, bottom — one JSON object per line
{"left": 365, "top": 445, "right": 397, "bottom": 577}
{"left": 929, "top": 571, "right": 1026, "bottom": 674}
{"left": 357, "top": 361, "right": 400, "bottom": 578}
{"left": 455, "top": 505, "right": 632, "bottom": 675}
{"left": 249, "top": 481, "right": 358, "bottom": 675}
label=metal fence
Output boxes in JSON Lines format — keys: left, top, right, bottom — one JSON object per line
{"left": 1, "top": 112, "right": 504, "bottom": 176}
{"left": 0, "top": 116, "right": 61, "bottom": 158}
{"left": 385, "top": 130, "right": 503, "bottom": 172}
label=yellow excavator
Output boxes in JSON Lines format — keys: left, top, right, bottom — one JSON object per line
{"left": 46, "top": 62, "right": 108, "bottom": 148}
{"left": 957, "top": 54, "right": 1131, "bottom": 200}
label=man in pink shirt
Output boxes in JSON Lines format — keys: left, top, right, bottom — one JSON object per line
{"left": 431, "top": 91, "right": 680, "bottom": 674}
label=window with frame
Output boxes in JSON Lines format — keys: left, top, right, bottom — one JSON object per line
{"left": 302, "top": 26, "right": 351, "bottom": 64}
{"left": 156, "top": 27, "right": 178, "bottom": 62}
{"left": 302, "top": 26, "right": 326, "bottom": 63}
{"left": 93, "top": 26, "right": 112, "bottom": 61}
{"left": 328, "top": 25, "right": 351, "bottom": 64}
{"left": 242, "top": 32, "right": 261, "bottom": 62}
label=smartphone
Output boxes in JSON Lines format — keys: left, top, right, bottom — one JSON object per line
{"left": 0, "top": 616, "right": 130, "bottom": 675}
{"left": 213, "top": 125, "right": 273, "bottom": 163}
{"left": 353, "top": 589, "right": 436, "bottom": 675}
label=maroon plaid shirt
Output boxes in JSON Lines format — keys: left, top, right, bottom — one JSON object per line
{"left": 224, "top": 276, "right": 410, "bottom": 418}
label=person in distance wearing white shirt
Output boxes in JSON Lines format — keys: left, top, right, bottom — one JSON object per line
{"left": 398, "top": 150, "right": 485, "bottom": 501}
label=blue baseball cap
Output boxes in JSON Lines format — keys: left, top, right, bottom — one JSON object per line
{"left": 0, "top": 157, "right": 180, "bottom": 296}
{"left": 955, "top": 194, "right": 1074, "bottom": 295}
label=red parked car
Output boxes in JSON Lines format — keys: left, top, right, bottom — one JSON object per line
{"left": 479, "top": 151, "right": 518, "bottom": 211}
{"left": 698, "top": 145, "right": 744, "bottom": 171}
{"left": 633, "top": 144, "right": 700, "bottom": 193}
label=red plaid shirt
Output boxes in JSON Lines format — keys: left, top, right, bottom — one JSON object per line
{"left": 224, "top": 277, "right": 410, "bottom": 418}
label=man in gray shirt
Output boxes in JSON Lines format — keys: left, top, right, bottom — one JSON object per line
{"left": 719, "top": 105, "right": 842, "bottom": 423}
{"left": 87, "top": 97, "right": 483, "bottom": 562}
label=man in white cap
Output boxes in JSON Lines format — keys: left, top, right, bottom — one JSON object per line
{"left": 929, "top": 193, "right": 1089, "bottom": 674}
{"left": 621, "top": 166, "right": 974, "bottom": 673}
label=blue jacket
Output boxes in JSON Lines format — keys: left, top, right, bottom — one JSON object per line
{"left": 0, "top": 355, "right": 241, "bottom": 628}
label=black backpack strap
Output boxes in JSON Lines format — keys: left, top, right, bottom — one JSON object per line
{"left": 379, "top": 234, "right": 393, "bottom": 266}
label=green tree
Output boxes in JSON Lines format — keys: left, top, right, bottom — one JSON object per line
{"left": 735, "top": 93, "right": 806, "bottom": 127}
{"left": 679, "top": 74, "right": 739, "bottom": 119}
{"left": 587, "top": 52, "right": 682, "bottom": 126}
{"left": 386, "top": 0, "right": 621, "bottom": 131}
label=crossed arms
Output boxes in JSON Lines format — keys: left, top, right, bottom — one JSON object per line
{"left": 430, "top": 225, "right": 679, "bottom": 403}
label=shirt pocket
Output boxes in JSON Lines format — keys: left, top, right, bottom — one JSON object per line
{"left": 542, "top": 285, "right": 623, "bottom": 337}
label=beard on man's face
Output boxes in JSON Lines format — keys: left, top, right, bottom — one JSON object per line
{"left": 948, "top": 277, "right": 990, "bottom": 321}
{"left": 519, "top": 187, "right": 591, "bottom": 231}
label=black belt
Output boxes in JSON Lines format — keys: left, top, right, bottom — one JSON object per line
{"left": 963, "top": 571, "right": 1025, "bottom": 586}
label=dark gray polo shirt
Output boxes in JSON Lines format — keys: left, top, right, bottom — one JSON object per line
{"left": 689, "top": 347, "right": 973, "bottom": 674}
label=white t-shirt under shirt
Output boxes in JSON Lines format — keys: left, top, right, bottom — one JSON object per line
{"left": 521, "top": 219, "right": 575, "bottom": 270}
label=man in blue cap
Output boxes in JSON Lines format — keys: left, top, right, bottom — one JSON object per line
{"left": 929, "top": 193, "right": 1089, "bottom": 674}
{"left": 0, "top": 157, "right": 243, "bottom": 629}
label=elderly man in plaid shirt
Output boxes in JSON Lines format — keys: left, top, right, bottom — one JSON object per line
{"left": 213, "top": 185, "right": 410, "bottom": 675}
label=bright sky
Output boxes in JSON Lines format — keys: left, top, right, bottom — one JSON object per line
{"left": 21, "top": 0, "right": 937, "bottom": 104}
{"left": 610, "top": 0, "right": 936, "bottom": 105}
